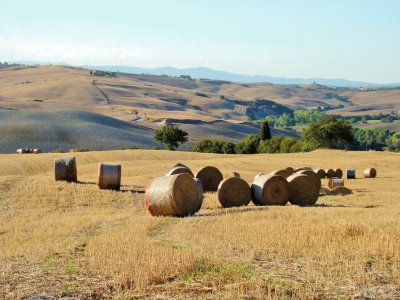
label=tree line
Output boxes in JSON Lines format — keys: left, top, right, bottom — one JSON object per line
{"left": 154, "top": 116, "right": 400, "bottom": 153}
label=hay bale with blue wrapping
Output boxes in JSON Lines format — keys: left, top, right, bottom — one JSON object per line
{"left": 346, "top": 169, "right": 356, "bottom": 179}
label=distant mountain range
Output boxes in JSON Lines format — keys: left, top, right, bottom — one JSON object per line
{"left": 12, "top": 61, "right": 400, "bottom": 88}
{"left": 80, "top": 65, "right": 400, "bottom": 88}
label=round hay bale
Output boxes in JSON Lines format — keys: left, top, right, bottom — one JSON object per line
{"left": 334, "top": 168, "right": 343, "bottom": 179}
{"left": 224, "top": 171, "right": 240, "bottom": 179}
{"left": 325, "top": 169, "right": 335, "bottom": 178}
{"left": 173, "top": 162, "right": 190, "bottom": 169}
{"left": 54, "top": 157, "right": 77, "bottom": 182}
{"left": 319, "top": 187, "right": 331, "bottom": 195}
{"left": 217, "top": 177, "right": 251, "bottom": 208}
{"left": 195, "top": 166, "right": 223, "bottom": 192}
{"left": 346, "top": 169, "right": 356, "bottom": 179}
{"left": 331, "top": 186, "right": 352, "bottom": 195}
{"left": 364, "top": 168, "right": 377, "bottom": 178}
{"left": 287, "top": 174, "right": 319, "bottom": 206}
{"left": 33, "top": 148, "right": 42, "bottom": 154}
{"left": 145, "top": 173, "right": 201, "bottom": 217}
{"left": 297, "top": 170, "right": 321, "bottom": 190}
{"left": 16, "top": 149, "right": 29, "bottom": 154}
{"left": 328, "top": 178, "right": 344, "bottom": 189}
{"left": 97, "top": 163, "right": 121, "bottom": 190}
{"left": 286, "top": 167, "right": 295, "bottom": 173}
{"left": 166, "top": 166, "right": 194, "bottom": 177}
{"left": 314, "top": 169, "right": 326, "bottom": 179}
{"left": 194, "top": 178, "right": 204, "bottom": 211}
{"left": 270, "top": 169, "right": 293, "bottom": 179}
{"left": 254, "top": 173, "right": 266, "bottom": 180}
{"left": 251, "top": 174, "right": 290, "bottom": 206}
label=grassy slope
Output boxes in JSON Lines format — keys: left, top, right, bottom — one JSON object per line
{"left": 0, "top": 149, "right": 399, "bottom": 299}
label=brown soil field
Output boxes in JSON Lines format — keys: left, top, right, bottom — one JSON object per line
{"left": 1, "top": 149, "right": 399, "bottom": 299}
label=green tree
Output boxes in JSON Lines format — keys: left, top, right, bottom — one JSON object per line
{"left": 260, "top": 121, "right": 272, "bottom": 141}
{"left": 279, "top": 137, "right": 299, "bottom": 153}
{"left": 236, "top": 134, "right": 260, "bottom": 154}
{"left": 192, "top": 139, "right": 237, "bottom": 154}
{"left": 302, "top": 116, "right": 354, "bottom": 149}
{"left": 258, "top": 136, "right": 284, "bottom": 153}
{"left": 154, "top": 125, "right": 188, "bottom": 150}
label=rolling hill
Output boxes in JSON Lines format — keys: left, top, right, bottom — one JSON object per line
{"left": 0, "top": 64, "right": 399, "bottom": 153}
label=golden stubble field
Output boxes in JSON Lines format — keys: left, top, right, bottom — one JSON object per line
{"left": 0, "top": 149, "right": 399, "bottom": 299}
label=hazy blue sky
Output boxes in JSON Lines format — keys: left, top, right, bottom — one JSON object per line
{"left": 1, "top": 0, "right": 399, "bottom": 83}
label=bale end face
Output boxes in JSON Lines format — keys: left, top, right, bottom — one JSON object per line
{"left": 334, "top": 168, "right": 343, "bottom": 179}
{"left": 270, "top": 169, "right": 293, "bottom": 179}
{"left": 364, "top": 168, "right": 377, "bottom": 178}
{"left": 54, "top": 157, "right": 77, "bottom": 182}
{"left": 97, "top": 163, "right": 121, "bottom": 190}
{"left": 314, "top": 169, "right": 326, "bottom": 179}
{"left": 325, "top": 169, "right": 335, "bottom": 178}
{"left": 145, "top": 173, "right": 201, "bottom": 217}
{"left": 287, "top": 174, "right": 319, "bottom": 206}
{"left": 297, "top": 170, "right": 321, "bottom": 189}
{"left": 251, "top": 174, "right": 290, "bottom": 206}
{"left": 166, "top": 166, "right": 194, "bottom": 177}
{"left": 218, "top": 177, "right": 251, "bottom": 208}
{"left": 195, "top": 166, "right": 223, "bottom": 192}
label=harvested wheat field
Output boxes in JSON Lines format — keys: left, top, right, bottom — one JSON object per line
{"left": 0, "top": 149, "right": 399, "bottom": 299}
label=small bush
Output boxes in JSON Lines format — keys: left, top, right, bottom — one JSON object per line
{"left": 50, "top": 148, "right": 65, "bottom": 153}
{"left": 192, "top": 139, "right": 236, "bottom": 154}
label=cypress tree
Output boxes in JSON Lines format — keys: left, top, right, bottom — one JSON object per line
{"left": 260, "top": 121, "right": 272, "bottom": 141}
